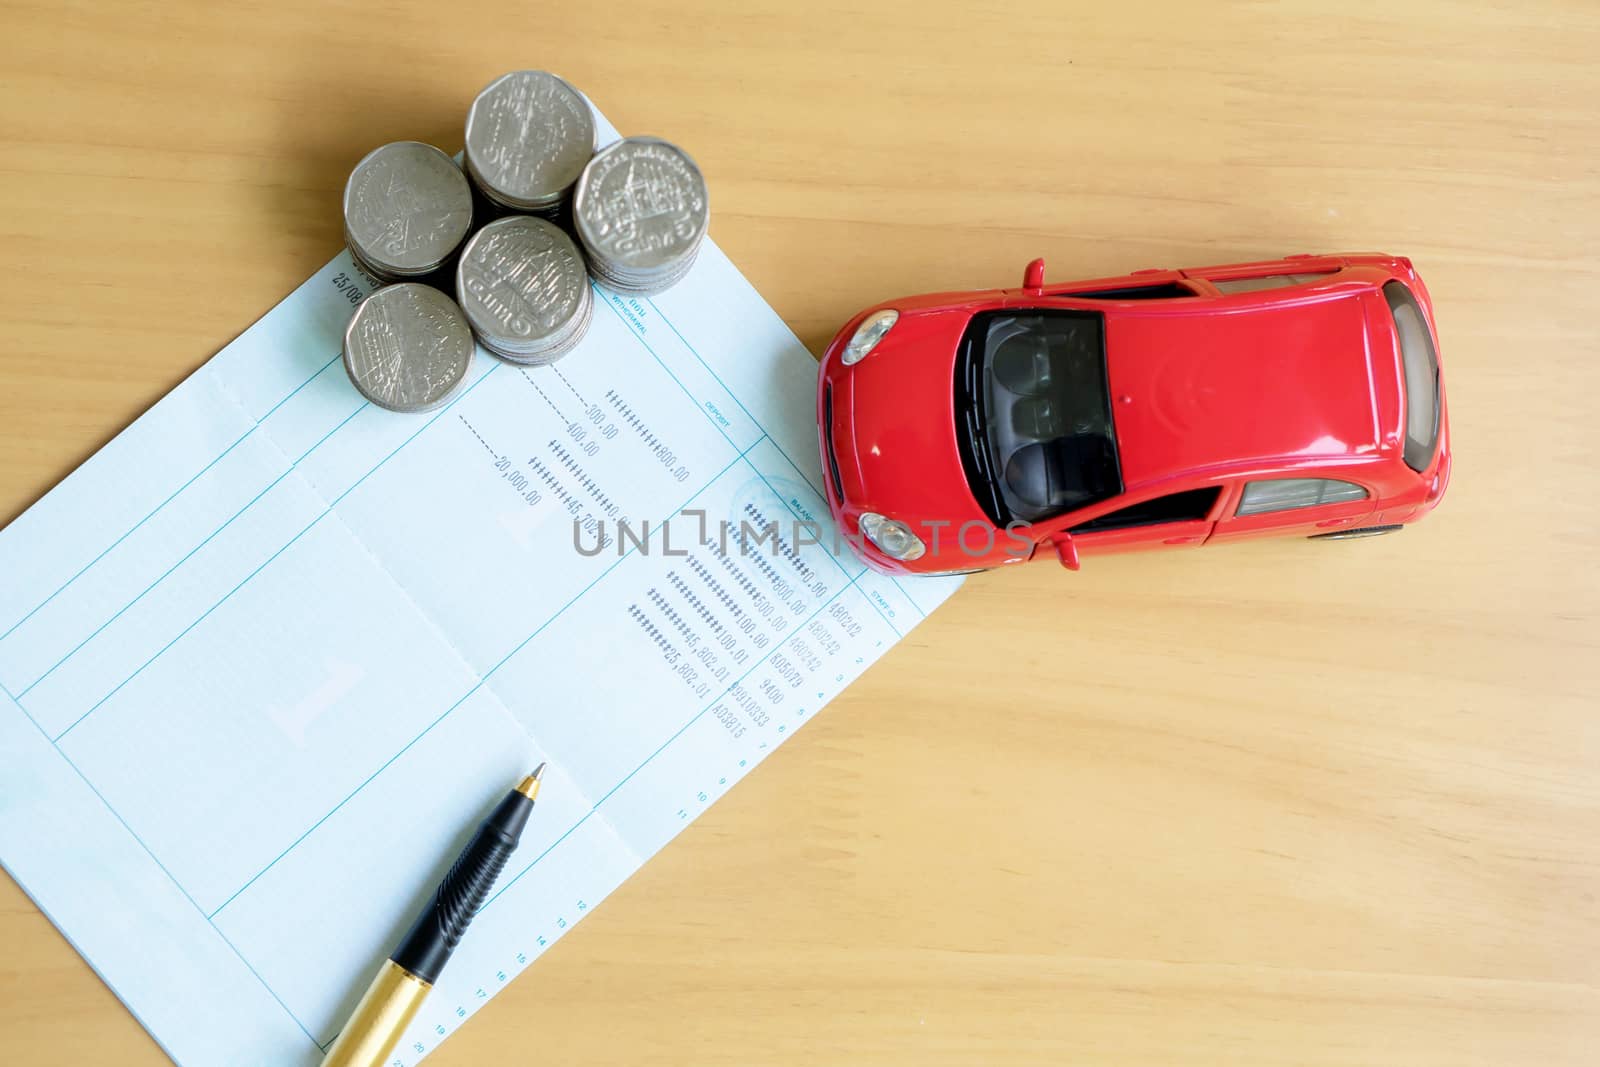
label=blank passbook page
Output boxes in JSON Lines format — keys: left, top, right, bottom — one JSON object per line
{"left": 0, "top": 105, "right": 961, "bottom": 1066}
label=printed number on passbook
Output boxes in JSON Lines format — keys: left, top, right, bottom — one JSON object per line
{"left": 331, "top": 271, "right": 367, "bottom": 306}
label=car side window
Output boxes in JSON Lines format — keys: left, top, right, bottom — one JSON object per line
{"left": 1071, "top": 487, "right": 1221, "bottom": 533}
{"left": 1211, "top": 272, "right": 1334, "bottom": 294}
{"left": 1236, "top": 478, "right": 1368, "bottom": 516}
{"left": 1065, "top": 282, "right": 1196, "bottom": 300}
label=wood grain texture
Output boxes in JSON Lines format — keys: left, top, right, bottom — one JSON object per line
{"left": 2, "top": 1, "right": 1597, "bottom": 1063}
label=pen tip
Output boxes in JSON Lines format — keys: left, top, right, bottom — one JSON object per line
{"left": 515, "top": 764, "right": 546, "bottom": 801}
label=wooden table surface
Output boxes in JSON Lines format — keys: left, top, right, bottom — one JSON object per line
{"left": 3, "top": 2, "right": 1597, "bottom": 1064}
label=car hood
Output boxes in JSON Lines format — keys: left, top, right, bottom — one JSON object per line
{"left": 1101, "top": 290, "right": 1387, "bottom": 486}
{"left": 830, "top": 307, "right": 994, "bottom": 537}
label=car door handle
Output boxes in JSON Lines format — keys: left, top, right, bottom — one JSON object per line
{"left": 1163, "top": 535, "right": 1205, "bottom": 544}
{"left": 1315, "top": 516, "right": 1356, "bottom": 528}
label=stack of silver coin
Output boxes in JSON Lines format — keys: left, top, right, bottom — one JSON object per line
{"left": 339, "top": 72, "right": 714, "bottom": 406}
{"left": 342, "top": 283, "right": 475, "bottom": 413}
{"left": 457, "top": 216, "right": 593, "bottom": 365}
{"left": 464, "top": 71, "right": 596, "bottom": 215}
{"left": 343, "top": 142, "right": 473, "bottom": 282}
{"left": 574, "top": 136, "right": 709, "bottom": 295}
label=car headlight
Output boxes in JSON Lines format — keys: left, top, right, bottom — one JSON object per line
{"left": 858, "top": 511, "right": 925, "bottom": 561}
{"left": 840, "top": 310, "right": 898, "bottom": 366}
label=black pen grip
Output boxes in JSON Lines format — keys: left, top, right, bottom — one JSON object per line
{"left": 390, "top": 789, "right": 532, "bottom": 984}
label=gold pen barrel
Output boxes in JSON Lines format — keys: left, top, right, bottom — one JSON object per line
{"left": 321, "top": 960, "right": 432, "bottom": 1067}
{"left": 324, "top": 768, "right": 541, "bottom": 1063}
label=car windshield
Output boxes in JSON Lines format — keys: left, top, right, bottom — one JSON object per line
{"left": 954, "top": 310, "right": 1123, "bottom": 525}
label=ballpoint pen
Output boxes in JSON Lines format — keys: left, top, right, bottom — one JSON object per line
{"left": 322, "top": 764, "right": 545, "bottom": 1067}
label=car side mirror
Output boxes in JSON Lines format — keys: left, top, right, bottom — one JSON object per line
{"left": 1023, "top": 258, "right": 1046, "bottom": 294}
{"left": 1049, "top": 531, "right": 1080, "bottom": 571}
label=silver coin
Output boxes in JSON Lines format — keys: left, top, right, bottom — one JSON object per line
{"left": 573, "top": 137, "right": 708, "bottom": 294}
{"left": 343, "top": 142, "right": 473, "bottom": 280}
{"left": 343, "top": 283, "right": 475, "bottom": 413}
{"left": 585, "top": 244, "right": 700, "bottom": 292}
{"left": 456, "top": 216, "right": 593, "bottom": 364}
{"left": 464, "top": 72, "right": 595, "bottom": 212}
{"left": 479, "top": 290, "right": 594, "bottom": 366}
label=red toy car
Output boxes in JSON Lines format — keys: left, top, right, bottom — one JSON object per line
{"left": 817, "top": 253, "right": 1450, "bottom": 575}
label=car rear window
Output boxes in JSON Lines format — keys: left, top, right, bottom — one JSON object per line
{"left": 1384, "top": 281, "right": 1441, "bottom": 472}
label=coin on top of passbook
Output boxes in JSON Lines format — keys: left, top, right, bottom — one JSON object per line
{"left": 456, "top": 215, "right": 593, "bottom": 365}
{"left": 343, "top": 141, "right": 474, "bottom": 281}
{"left": 573, "top": 136, "right": 709, "bottom": 295}
{"left": 342, "top": 283, "right": 475, "bottom": 413}
{"left": 464, "top": 71, "right": 595, "bottom": 213}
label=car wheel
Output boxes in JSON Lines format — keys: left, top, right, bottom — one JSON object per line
{"left": 1308, "top": 524, "right": 1404, "bottom": 541}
